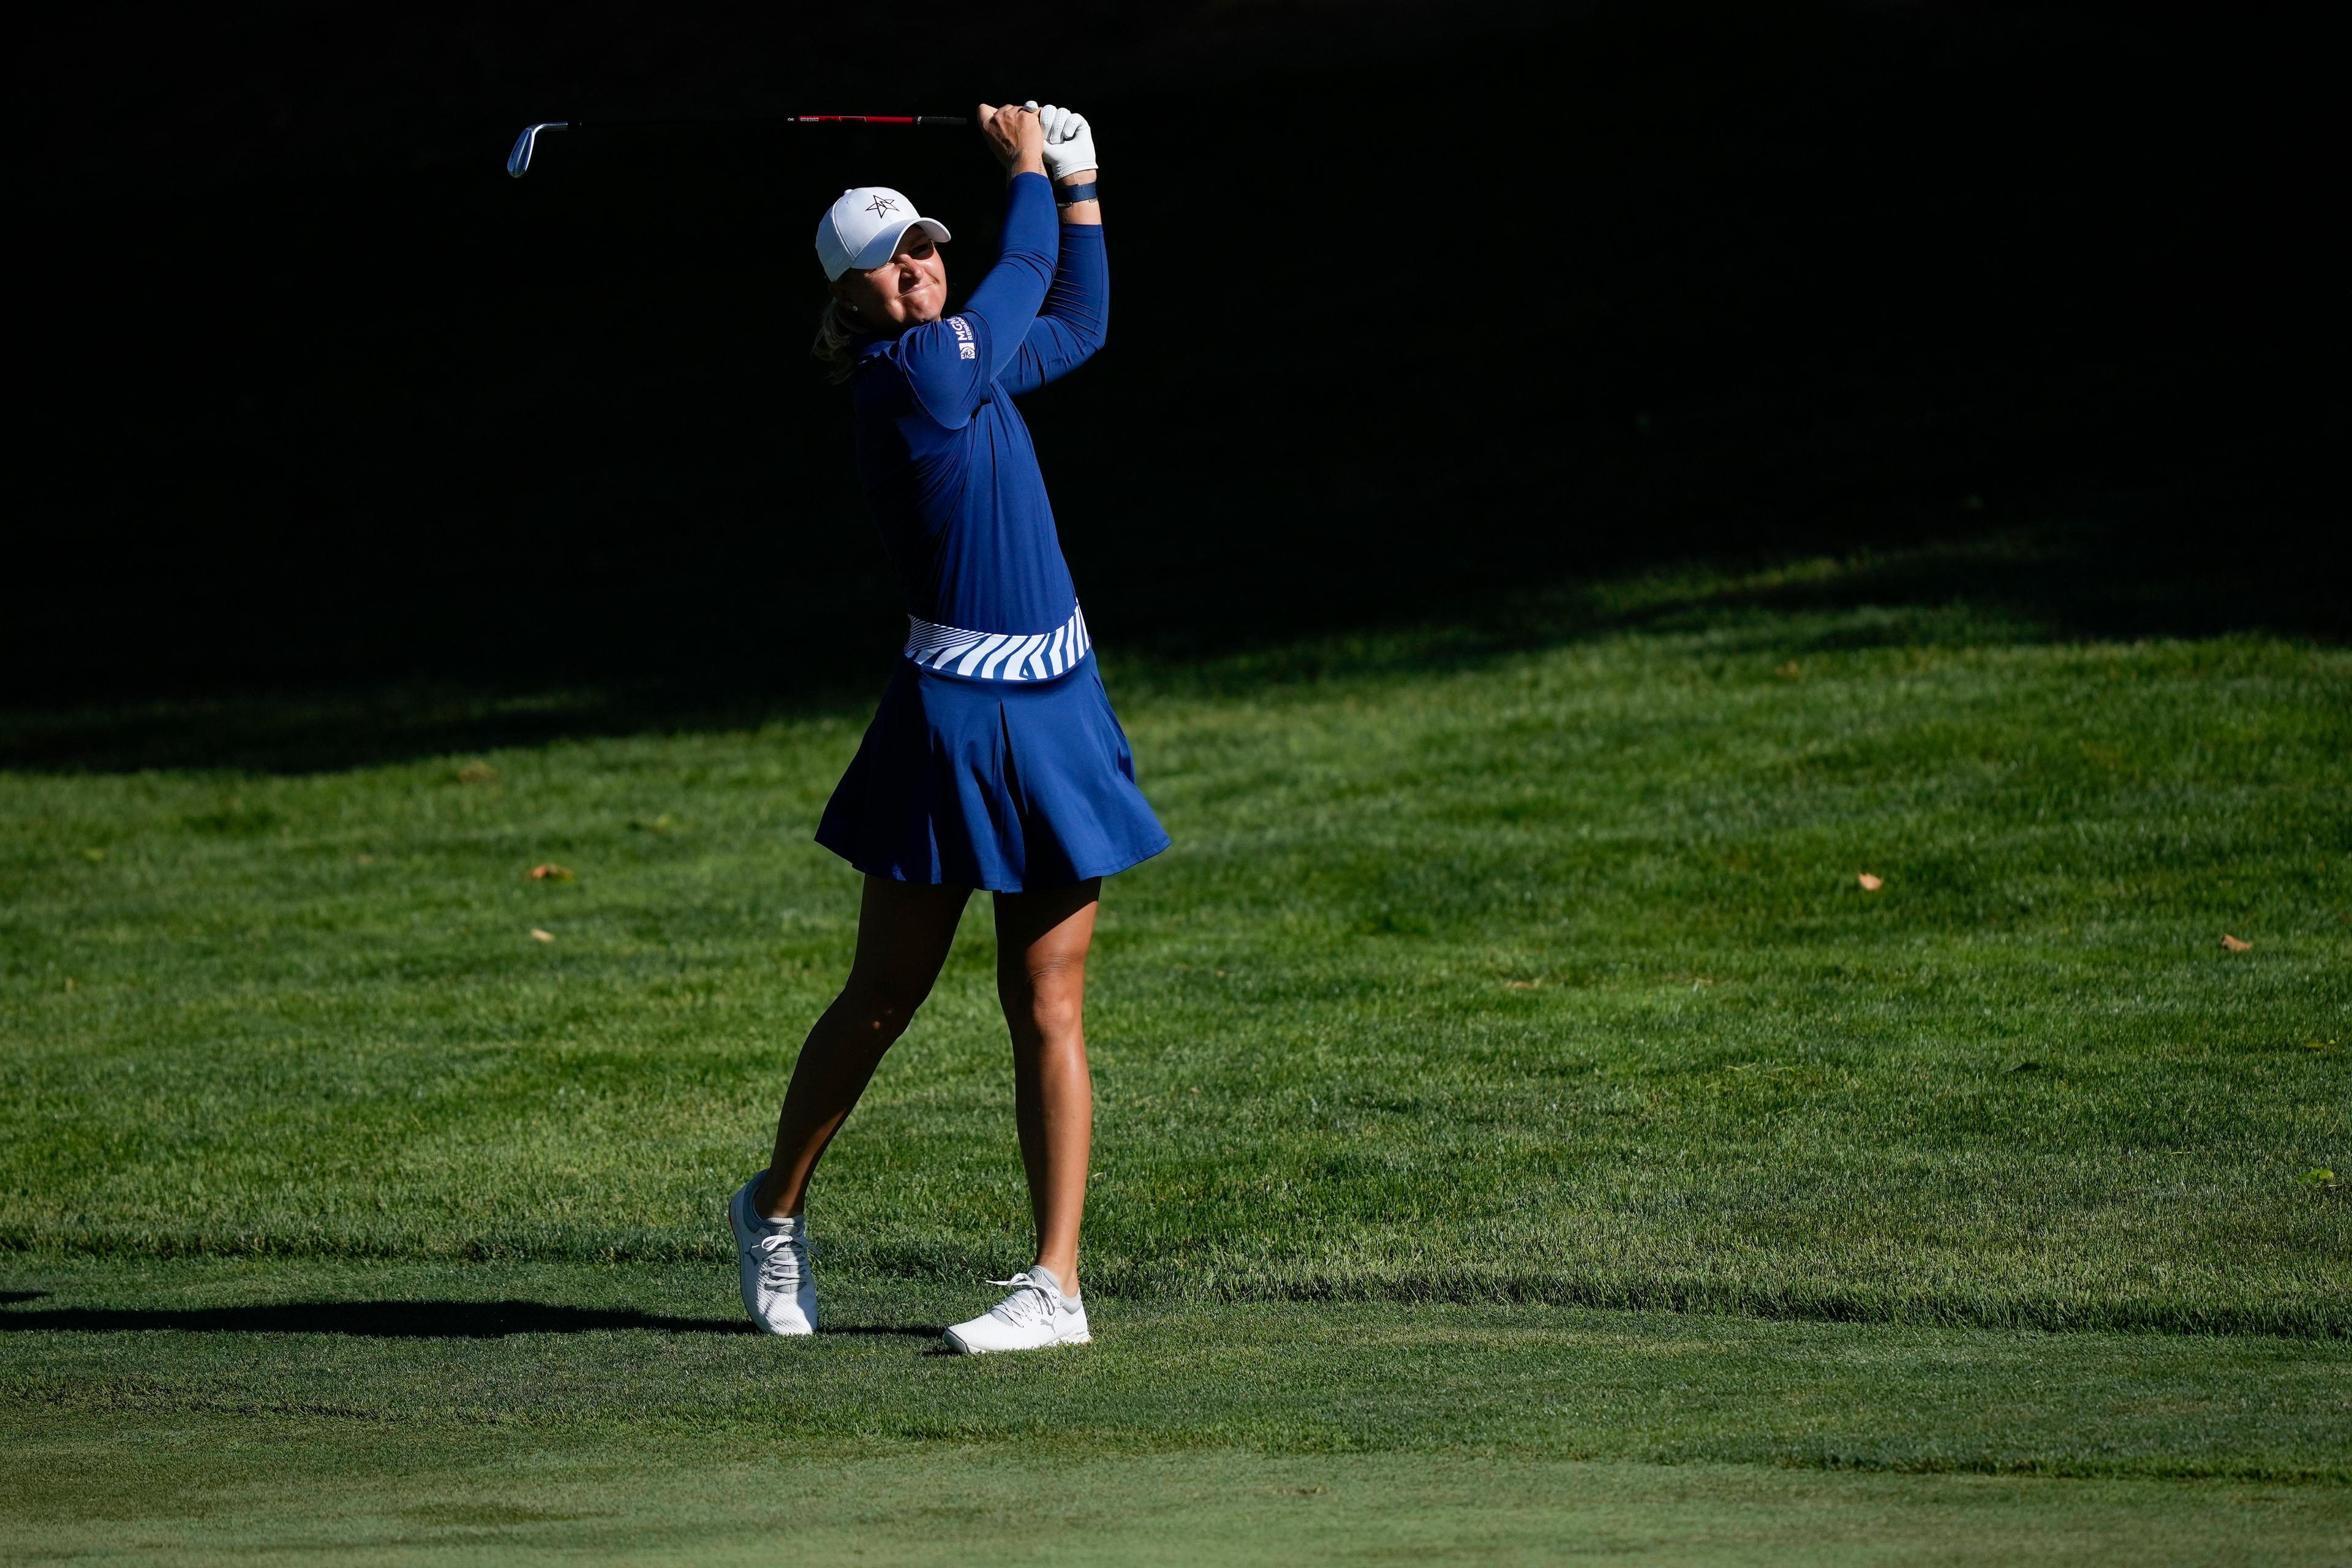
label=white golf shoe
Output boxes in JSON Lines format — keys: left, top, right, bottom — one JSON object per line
{"left": 727, "top": 1174, "right": 816, "bottom": 1336}
{"left": 942, "top": 1266, "right": 1091, "bottom": 1355}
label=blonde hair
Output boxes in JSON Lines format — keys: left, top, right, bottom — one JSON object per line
{"left": 811, "top": 296, "right": 863, "bottom": 383}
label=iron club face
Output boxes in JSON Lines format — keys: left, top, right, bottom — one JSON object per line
{"left": 506, "top": 122, "right": 568, "bottom": 178}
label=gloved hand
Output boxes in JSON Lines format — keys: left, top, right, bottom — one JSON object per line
{"left": 1023, "top": 100, "right": 1098, "bottom": 181}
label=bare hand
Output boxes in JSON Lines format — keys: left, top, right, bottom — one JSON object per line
{"left": 977, "top": 102, "right": 1045, "bottom": 176}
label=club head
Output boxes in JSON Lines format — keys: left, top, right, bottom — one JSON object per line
{"left": 506, "top": 122, "right": 568, "bottom": 178}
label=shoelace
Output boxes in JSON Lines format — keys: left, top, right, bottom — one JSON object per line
{"left": 752, "top": 1231, "right": 805, "bottom": 1290}
{"left": 984, "top": 1272, "right": 1058, "bottom": 1328}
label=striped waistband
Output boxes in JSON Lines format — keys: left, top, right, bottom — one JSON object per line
{"left": 903, "top": 601, "right": 1092, "bottom": 682}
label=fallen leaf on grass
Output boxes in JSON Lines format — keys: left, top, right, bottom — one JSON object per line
{"left": 529, "top": 864, "right": 575, "bottom": 882}
{"left": 1504, "top": 979, "right": 1540, "bottom": 990}
{"left": 2220, "top": 933, "right": 2252, "bottom": 952}
{"left": 1773, "top": 662, "right": 1801, "bottom": 680}
{"left": 1857, "top": 873, "right": 1883, "bottom": 891}
{"left": 530, "top": 928, "right": 554, "bottom": 943}
{"left": 456, "top": 760, "right": 499, "bottom": 784}
{"left": 2302, "top": 1169, "right": 2340, "bottom": 1190}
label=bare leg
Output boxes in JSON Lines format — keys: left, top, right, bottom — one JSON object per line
{"left": 993, "top": 878, "right": 1101, "bottom": 1294}
{"left": 755, "top": 875, "right": 971, "bottom": 1219}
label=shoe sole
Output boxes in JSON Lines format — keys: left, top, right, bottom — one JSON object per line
{"left": 941, "top": 1329, "right": 1091, "bottom": 1355}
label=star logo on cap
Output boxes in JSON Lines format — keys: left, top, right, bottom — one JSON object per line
{"left": 864, "top": 194, "right": 900, "bottom": 217}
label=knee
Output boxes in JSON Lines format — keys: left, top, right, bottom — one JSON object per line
{"left": 1001, "top": 956, "right": 1084, "bottom": 1039}
{"left": 836, "top": 973, "right": 930, "bottom": 1042}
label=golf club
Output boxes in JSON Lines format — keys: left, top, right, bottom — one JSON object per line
{"left": 507, "top": 116, "right": 971, "bottom": 178}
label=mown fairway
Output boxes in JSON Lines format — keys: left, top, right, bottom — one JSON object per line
{"left": 4, "top": 561, "right": 2348, "bottom": 1562}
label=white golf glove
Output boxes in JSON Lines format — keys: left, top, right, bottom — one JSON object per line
{"left": 1023, "top": 100, "right": 1098, "bottom": 180}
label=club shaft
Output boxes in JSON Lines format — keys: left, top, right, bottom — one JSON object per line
{"left": 568, "top": 116, "right": 968, "bottom": 129}
{"left": 507, "top": 116, "right": 967, "bottom": 176}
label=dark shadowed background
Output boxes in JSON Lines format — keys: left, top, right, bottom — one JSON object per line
{"left": 10, "top": 1, "right": 2339, "bottom": 769}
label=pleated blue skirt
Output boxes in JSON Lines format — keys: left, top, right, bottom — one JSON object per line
{"left": 816, "top": 654, "right": 1170, "bottom": 894}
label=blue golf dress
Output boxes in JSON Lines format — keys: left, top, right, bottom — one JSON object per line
{"left": 815, "top": 170, "right": 1169, "bottom": 893}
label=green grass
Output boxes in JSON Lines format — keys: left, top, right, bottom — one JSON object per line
{"left": 15, "top": 1435, "right": 2346, "bottom": 1566}
{"left": 7, "top": 1261, "right": 2349, "bottom": 1476}
{"left": 4, "top": 556, "right": 2349, "bottom": 1559}
{"left": 6, "top": 1262, "right": 2348, "bottom": 1562}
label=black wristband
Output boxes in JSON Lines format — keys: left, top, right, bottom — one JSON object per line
{"left": 1055, "top": 180, "right": 1099, "bottom": 207}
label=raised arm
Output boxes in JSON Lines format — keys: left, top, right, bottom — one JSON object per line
{"left": 891, "top": 105, "right": 1057, "bottom": 424}
{"left": 1001, "top": 104, "right": 1105, "bottom": 397}
{"left": 960, "top": 97, "right": 1063, "bottom": 373}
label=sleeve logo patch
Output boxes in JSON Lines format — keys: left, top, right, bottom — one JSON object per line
{"left": 949, "top": 315, "right": 976, "bottom": 360}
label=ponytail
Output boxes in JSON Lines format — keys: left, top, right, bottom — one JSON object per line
{"left": 811, "top": 296, "right": 864, "bottom": 383}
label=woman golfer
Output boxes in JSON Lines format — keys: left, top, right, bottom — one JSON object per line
{"left": 727, "top": 102, "right": 1164, "bottom": 1354}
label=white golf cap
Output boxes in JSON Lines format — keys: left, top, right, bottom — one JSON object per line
{"left": 815, "top": 186, "right": 951, "bottom": 281}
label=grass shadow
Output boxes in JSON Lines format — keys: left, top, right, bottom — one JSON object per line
{"left": 6, "top": 497, "right": 2343, "bottom": 778}
{"left": 0, "top": 1297, "right": 951, "bottom": 1340}
{"left": 0, "top": 1300, "right": 752, "bottom": 1337}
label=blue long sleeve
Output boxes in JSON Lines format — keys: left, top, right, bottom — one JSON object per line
{"left": 845, "top": 172, "right": 1086, "bottom": 635}
{"left": 1000, "top": 222, "right": 1107, "bottom": 396}
{"left": 886, "top": 173, "right": 1058, "bottom": 426}
{"left": 963, "top": 172, "right": 1059, "bottom": 375}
